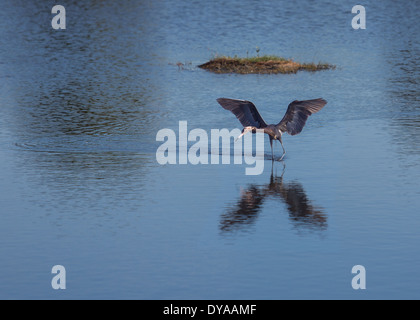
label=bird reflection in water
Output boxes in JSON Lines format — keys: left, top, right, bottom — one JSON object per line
{"left": 220, "top": 164, "right": 327, "bottom": 234}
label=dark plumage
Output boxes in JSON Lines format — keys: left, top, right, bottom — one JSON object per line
{"left": 216, "top": 98, "right": 267, "bottom": 129}
{"left": 217, "top": 97, "right": 327, "bottom": 160}
{"left": 277, "top": 98, "right": 326, "bottom": 135}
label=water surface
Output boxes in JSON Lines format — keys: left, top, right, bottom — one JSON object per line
{"left": 0, "top": 0, "right": 419, "bottom": 299}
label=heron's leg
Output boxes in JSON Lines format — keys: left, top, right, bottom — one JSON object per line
{"left": 269, "top": 137, "right": 274, "bottom": 161}
{"left": 270, "top": 159, "right": 274, "bottom": 176}
{"left": 279, "top": 138, "right": 286, "bottom": 161}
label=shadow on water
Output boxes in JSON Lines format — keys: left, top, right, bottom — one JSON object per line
{"left": 382, "top": 3, "right": 420, "bottom": 160}
{"left": 0, "top": 1, "right": 166, "bottom": 141}
{"left": 220, "top": 163, "right": 327, "bottom": 235}
{"left": 387, "top": 43, "right": 420, "bottom": 159}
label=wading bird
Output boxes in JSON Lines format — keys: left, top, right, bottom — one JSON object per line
{"left": 217, "top": 98, "right": 327, "bottom": 160}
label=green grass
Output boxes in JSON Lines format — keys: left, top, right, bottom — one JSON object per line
{"left": 237, "top": 55, "right": 289, "bottom": 63}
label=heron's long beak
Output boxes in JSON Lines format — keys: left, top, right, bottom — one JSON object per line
{"left": 235, "top": 127, "right": 253, "bottom": 142}
{"left": 235, "top": 132, "right": 245, "bottom": 142}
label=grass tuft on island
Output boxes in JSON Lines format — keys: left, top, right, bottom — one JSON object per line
{"left": 198, "top": 55, "right": 335, "bottom": 74}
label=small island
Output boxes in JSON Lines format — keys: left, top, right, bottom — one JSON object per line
{"left": 198, "top": 55, "right": 335, "bottom": 74}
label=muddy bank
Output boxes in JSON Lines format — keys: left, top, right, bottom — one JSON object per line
{"left": 198, "top": 56, "right": 335, "bottom": 74}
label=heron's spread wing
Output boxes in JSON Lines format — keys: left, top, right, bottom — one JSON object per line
{"left": 277, "top": 98, "right": 327, "bottom": 135}
{"left": 217, "top": 98, "right": 267, "bottom": 128}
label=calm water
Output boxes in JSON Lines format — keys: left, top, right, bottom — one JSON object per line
{"left": 0, "top": 0, "right": 419, "bottom": 299}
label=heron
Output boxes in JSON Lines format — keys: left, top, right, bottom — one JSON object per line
{"left": 216, "top": 98, "right": 327, "bottom": 161}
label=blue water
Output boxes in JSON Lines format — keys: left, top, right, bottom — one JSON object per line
{"left": 0, "top": 0, "right": 419, "bottom": 299}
